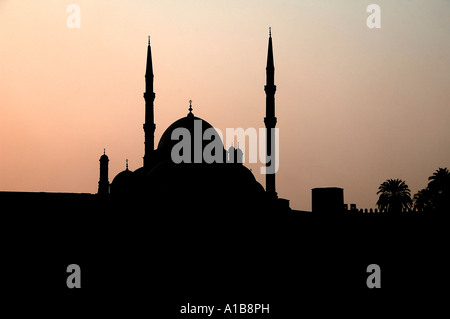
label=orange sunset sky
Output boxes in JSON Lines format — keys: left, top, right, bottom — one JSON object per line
{"left": 0, "top": 0, "right": 449, "bottom": 211}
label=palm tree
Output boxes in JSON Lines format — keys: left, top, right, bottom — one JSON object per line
{"left": 377, "top": 179, "right": 412, "bottom": 214}
{"left": 428, "top": 168, "right": 450, "bottom": 193}
{"left": 413, "top": 188, "right": 432, "bottom": 212}
{"left": 427, "top": 167, "right": 450, "bottom": 212}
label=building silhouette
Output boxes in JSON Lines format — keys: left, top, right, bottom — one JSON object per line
{"left": 1, "top": 31, "right": 437, "bottom": 215}
{"left": 0, "top": 30, "right": 294, "bottom": 214}
{"left": 0, "top": 31, "right": 444, "bottom": 315}
{"left": 103, "top": 32, "right": 291, "bottom": 213}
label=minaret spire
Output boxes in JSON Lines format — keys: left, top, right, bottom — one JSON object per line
{"left": 143, "top": 35, "right": 156, "bottom": 168}
{"left": 187, "top": 99, "right": 194, "bottom": 117}
{"left": 264, "top": 28, "right": 278, "bottom": 199}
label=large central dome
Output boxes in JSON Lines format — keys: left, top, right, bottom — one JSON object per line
{"left": 157, "top": 114, "right": 224, "bottom": 158}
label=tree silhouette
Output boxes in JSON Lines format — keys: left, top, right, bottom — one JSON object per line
{"left": 377, "top": 179, "right": 412, "bottom": 214}
{"left": 428, "top": 167, "right": 450, "bottom": 194}
{"left": 414, "top": 167, "right": 450, "bottom": 212}
{"left": 413, "top": 188, "right": 432, "bottom": 212}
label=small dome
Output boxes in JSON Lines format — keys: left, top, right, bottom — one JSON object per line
{"left": 110, "top": 168, "right": 134, "bottom": 196}
{"left": 100, "top": 149, "right": 109, "bottom": 161}
{"left": 112, "top": 169, "right": 133, "bottom": 183}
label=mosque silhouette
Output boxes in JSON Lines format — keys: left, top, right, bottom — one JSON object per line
{"left": 1, "top": 31, "right": 443, "bottom": 316}
{"left": 98, "top": 31, "right": 292, "bottom": 214}
{"left": 0, "top": 30, "right": 345, "bottom": 214}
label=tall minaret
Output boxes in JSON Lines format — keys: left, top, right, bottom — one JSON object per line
{"left": 98, "top": 149, "right": 110, "bottom": 196}
{"left": 264, "top": 28, "right": 278, "bottom": 199}
{"left": 143, "top": 36, "right": 156, "bottom": 168}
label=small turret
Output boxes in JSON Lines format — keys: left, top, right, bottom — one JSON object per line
{"left": 227, "top": 143, "right": 235, "bottom": 163}
{"left": 98, "top": 149, "right": 110, "bottom": 196}
{"left": 235, "top": 143, "right": 243, "bottom": 164}
{"left": 226, "top": 143, "right": 243, "bottom": 164}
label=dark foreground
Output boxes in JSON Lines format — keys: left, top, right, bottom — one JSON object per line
{"left": 1, "top": 193, "right": 447, "bottom": 317}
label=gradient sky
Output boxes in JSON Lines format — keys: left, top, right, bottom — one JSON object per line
{"left": 0, "top": 0, "right": 449, "bottom": 211}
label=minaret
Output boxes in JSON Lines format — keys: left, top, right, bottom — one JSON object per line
{"left": 143, "top": 36, "right": 156, "bottom": 168}
{"left": 98, "top": 149, "right": 110, "bottom": 195}
{"left": 264, "top": 28, "right": 278, "bottom": 199}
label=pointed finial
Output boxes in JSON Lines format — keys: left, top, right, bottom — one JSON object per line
{"left": 148, "top": 36, "right": 150, "bottom": 45}
{"left": 269, "top": 27, "right": 271, "bottom": 37}
{"left": 103, "top": 148, "right": 105, "bottom": 155}
{"left": 189, "top": 100, "right": 193, "bottom": 113}
{"left": 126, "top": 159, "right": 129, "bottom": 170}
